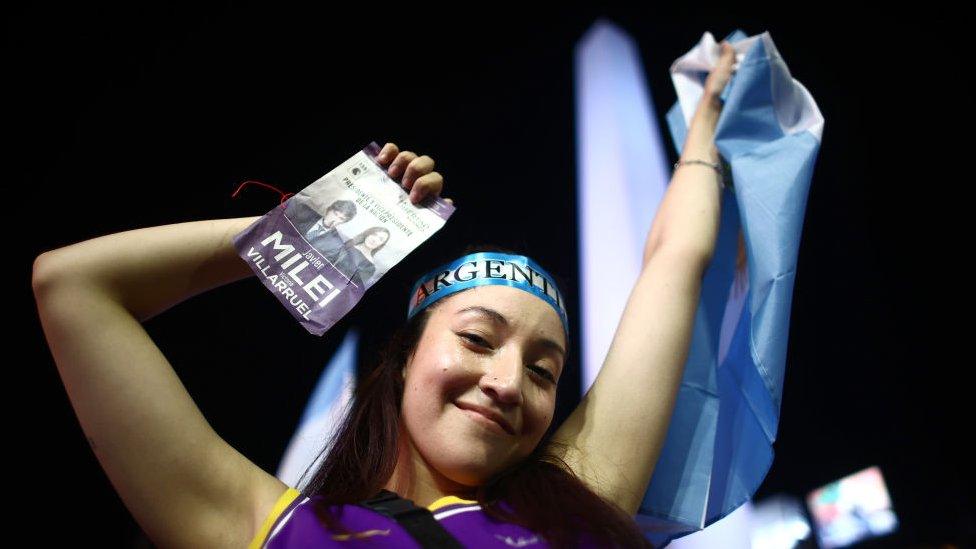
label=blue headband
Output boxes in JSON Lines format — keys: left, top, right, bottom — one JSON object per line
{"left": 407, "top": 252, "right": 569, "bottom": 337}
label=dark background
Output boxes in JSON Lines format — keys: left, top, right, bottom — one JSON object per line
{"left": 11, "top": 4, "right": 969, "bottom": 547}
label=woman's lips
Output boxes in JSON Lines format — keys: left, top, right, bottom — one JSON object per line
{"left": 454, "top": 402, "right": 515, "bottom": 435}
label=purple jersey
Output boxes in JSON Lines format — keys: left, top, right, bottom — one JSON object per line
{"left": 249, "top": 486, "right": 604, "bottom": 548}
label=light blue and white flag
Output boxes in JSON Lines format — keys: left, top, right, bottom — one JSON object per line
{"left": 636, "top": 29, "right": 824, "bottom": 546}
{"left": 275, "top": 328, "right": 358, "bottom": 489}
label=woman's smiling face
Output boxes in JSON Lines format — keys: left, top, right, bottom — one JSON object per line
{"left": 399, "top": 285, "right": 566, "bottom": 488}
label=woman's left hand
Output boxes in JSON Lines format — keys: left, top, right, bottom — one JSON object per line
{"left": 702, "top": 41, "right": 737, "bottom": 105}
{"left": 375, "top": 143, "right": 453, "bottom": 206}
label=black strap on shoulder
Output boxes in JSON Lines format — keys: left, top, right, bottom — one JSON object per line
{"left": 358, "top": 489, "right": 465, "bottom": 549}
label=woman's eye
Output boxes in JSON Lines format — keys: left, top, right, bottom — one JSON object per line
{"left": 460, "top": 333, "right": 489, "bottom": 347}
{"left": 530, "top": 365, "right": 556, "bottom": 383}
{"left": 459, "top": 333, "right": 556, "bottom": 383}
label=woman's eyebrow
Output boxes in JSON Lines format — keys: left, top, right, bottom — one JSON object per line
{"left": 456, "top": 306, "right": 565, "bottom": 360}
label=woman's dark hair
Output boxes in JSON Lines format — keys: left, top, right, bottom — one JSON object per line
{"left": 346, "top": 226, "right": 390, "bottom": 255}
{"left": 295, "top": 243, "right": 653, "bottom": 547}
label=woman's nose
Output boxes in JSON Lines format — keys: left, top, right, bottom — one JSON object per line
{"left": 478, "top": 352, "right": 524, "bottom": 406}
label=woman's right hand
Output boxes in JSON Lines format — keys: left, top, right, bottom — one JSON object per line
{"left": 375, "top": 142, "right": 452, "bottom": 206}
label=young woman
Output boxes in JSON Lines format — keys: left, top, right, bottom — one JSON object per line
{"left": 32, "top": 41, "right": 736, "bottom": 548}
{"left": 331, "top": 226, "right": 391, "bottom": 286}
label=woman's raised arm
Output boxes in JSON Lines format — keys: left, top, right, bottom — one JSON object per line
{"left": 32, "top": 215, "right": 292, "bottom": 548}
{"left": 546, "top": 42, "right": 736, "bottom": 516}
{"left": 30, "top": 141, "right": 444, "bottom": 547}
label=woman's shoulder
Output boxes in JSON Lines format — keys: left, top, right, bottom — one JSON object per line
{"left": 248, "top": 485, "right": 304, "bottom": 549}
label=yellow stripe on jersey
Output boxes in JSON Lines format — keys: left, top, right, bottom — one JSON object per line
{"left": 427, "top": 495, "right": 478, "bottom": 512}
{"left": 249, "top": 486, "right": 301, "bottom": 549}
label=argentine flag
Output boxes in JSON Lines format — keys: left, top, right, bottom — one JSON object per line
{"left": 274, "top": 328, "right": 358, "bottom": 489}
{"left": 575, "top": 22, "right": 822, "bottom": 545}
{"left": 642, "top": 29, "right": 823, "bottom": 545}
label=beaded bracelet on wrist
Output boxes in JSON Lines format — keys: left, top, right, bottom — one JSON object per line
{"left": 673, "top": 159, "right": 732, "bottom": 191}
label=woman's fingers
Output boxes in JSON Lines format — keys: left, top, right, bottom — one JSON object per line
{"left": 375, "top": 143, "right": 448, "bottom": 205}
{"left": 703, "top": 41, "right": 737, "bottom": 101}
{"left": 720, "top": 41, "right": 736, "bottom": 72}
{"left": 409, "top": 171, "right": 444, "bottom": 204}
{"left": 377, "top": 143, "right": 399, "bottom": 166}
{"left": 400, "top": 155, "right": 435, "bottom": 193}
{"left": 387, "top": 150, "right": 419, "bottom": 181}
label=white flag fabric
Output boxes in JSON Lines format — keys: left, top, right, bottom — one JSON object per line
{"left": 275, "top": 329, "right": 358, "bottom": 489}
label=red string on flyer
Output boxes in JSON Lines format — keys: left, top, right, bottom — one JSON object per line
{"left": 230, "top": 180, "right": 294, "bottom": 208}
